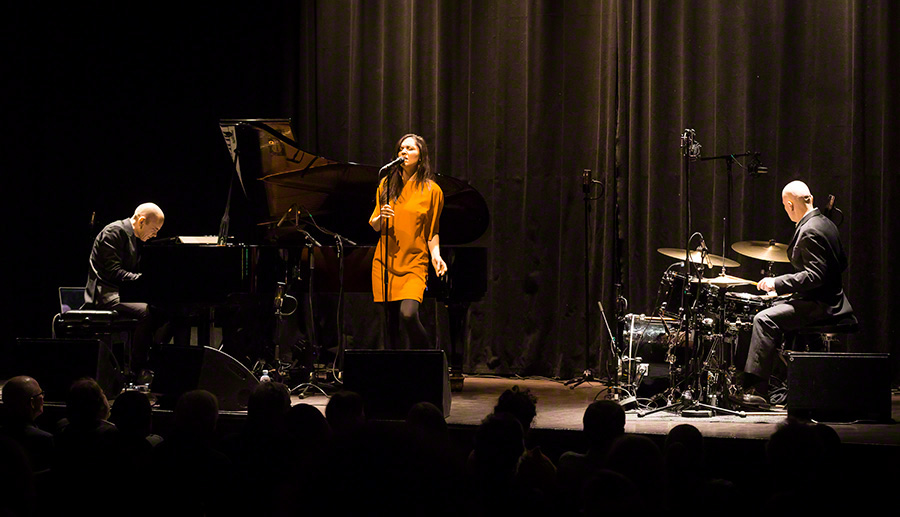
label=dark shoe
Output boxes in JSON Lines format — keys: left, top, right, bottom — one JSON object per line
{"left": 730, "top": 388, "right": 769, "bottom": 408}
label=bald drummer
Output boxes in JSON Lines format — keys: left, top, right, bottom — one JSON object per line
{"left": 735, "top": 181, "right": 855, "bottom": 406}
{"left": 85, "top": 203, "right": 165, "bottom": 378}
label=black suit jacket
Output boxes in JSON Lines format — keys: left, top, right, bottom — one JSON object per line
{"left": 85, "top": 218, "right": 142, "bottom": 307}
{"left": 773, "top": 208, "right": 853, "bottom": 319}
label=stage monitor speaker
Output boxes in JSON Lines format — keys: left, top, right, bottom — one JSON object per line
{"left": 150, "top": 345, "right": 259, "bottom": 411}
{"left": 786, "top": 351, "right": 891, "bottom": 423}
{"left": 342, "top": 349, "right": 451, "bottom": 420}
{"left": 2, "top": 338, "right": 122, "bottom": 401}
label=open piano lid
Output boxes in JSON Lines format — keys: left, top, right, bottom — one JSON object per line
{"left": 223, "top": 119, "right": 489, "bottom": 246}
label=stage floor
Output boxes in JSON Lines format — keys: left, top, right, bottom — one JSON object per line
{"left": 290, "top": 375, "right": 900, "bottom": 447}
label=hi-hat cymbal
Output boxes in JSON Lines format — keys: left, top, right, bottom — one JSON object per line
{"left": 657, "top": 248, "right": 740, "bottom": 268}
{"left": 731, "top": 240, "right": 790, "bottom": 263}
{"left": 694, "top": 274, "right": 757, "bottom": 287}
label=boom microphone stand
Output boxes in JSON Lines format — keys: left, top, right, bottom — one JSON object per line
{"left": 639, "top": 130, "right": 744, "bottom": 418}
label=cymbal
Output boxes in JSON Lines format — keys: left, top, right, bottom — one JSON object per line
{"left": 694, "top": 274, "right": 757, "bottom": 287}
{"left": 731, "top": 240, "right": 790, "bottom": 263}
{"left": 657, "top": 248, "right": 740, "bottom": 268}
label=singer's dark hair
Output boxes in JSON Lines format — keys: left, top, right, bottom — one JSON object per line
{"left": 380, "top": 133, "right": 434, "bottom": 204}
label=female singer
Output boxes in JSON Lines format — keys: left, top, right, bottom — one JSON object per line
{"left": 369, "top": 133, "right": 447, "bottom": 349}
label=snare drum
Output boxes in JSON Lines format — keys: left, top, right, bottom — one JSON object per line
{"left": 723, "top": 292, "right": 772, "bottom": 322}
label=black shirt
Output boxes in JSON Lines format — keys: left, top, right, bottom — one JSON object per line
{"left": 84, "top": 218, "right": 141, "bottom": 307}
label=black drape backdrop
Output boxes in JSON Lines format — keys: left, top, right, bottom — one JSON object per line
{"left": 6, "top": 1, "right": 897, "bottom": 381}
{"left": 288, "top": 0, "right": 898, "bottom": 379}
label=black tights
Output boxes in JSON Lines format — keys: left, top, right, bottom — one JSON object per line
{"left": 384, "top": 299, "right": 430, "bottom": 349}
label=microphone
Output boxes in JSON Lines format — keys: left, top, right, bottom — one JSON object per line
{"left": 380, "top": 156, "right": 406, "bottom": 171}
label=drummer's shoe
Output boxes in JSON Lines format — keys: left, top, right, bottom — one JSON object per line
{"left": 730, "top": 387, "right": 769, "bottom": 408}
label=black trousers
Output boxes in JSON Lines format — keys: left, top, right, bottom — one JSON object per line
{"left": 745, "top": 299, "right": 828, "bottom": 381}
{"left": 105, "top": 301, "right": 154, "bottom": 373}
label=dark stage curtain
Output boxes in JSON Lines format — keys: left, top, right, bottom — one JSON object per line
{"left": 288, "top": 0, "right": 898, "bottom": 380}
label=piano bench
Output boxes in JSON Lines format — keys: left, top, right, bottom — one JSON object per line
{"left": 54, "top": 310, "right": 140, "bottom": 373}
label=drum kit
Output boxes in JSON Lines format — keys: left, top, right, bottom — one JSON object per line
{"left": 620, "top": 239, "right": 791, "bottom": 416}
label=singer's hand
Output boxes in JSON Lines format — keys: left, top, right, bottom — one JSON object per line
{"left": 758, "top": 277, "right": 776, "bottom": 293}
{"left": 380, "top": 204, "right": 394, "bottom": 218}
{"left": 432, "top": 254, "right": 448, "bottom": 277}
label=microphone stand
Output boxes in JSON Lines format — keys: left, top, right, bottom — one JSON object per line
{"left": 376, "top": 161, "right": 401, "bottom": 350}
{"left": 566, "top": 169, "right": 605, "bottom": 388}
{"left": 699, "top": 151, "right": 764, "bottom": 252}
{"left": 639, "top": 131, "right": 745, "bottom": 419}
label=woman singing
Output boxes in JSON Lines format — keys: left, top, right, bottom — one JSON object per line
{"left": 369, "top": 134, "right": 448, "bottom": 349}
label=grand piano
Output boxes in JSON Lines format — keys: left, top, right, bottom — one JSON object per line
{"left": 124, "top": 119, "right": 489, "bottom": 389}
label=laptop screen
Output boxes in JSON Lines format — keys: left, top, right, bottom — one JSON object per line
{"left": 58, "top": 287, "right": 85, "bottom": 313}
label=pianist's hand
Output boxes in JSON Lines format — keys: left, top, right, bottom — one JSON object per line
{"left": 432, "top": 254, "right": 448, "bottom": 277}
{"left": 757, "top": 277, "right": 776, "bottom": 293}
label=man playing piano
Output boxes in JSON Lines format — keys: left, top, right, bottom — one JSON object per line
{"left": 85, "top": 202, "right": 164, "bottom": 379}
{"left": 369, "top": 134, "right": 448, "bottom": 349}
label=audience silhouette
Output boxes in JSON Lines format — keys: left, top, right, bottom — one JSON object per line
{"left": 0, "top": 373, "right": 877, "bottom": 515}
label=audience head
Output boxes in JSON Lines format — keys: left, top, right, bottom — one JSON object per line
{"left": 325, "top": 391, "right": 365, "bottom": 437}
{"left": 581, "top": 469, "right": 639, "bottom": 515}
{"left": 286, "top": 403, "right": 332, "bottom": 445}
{"left": 473, "top": 412, "right": 525, "bottom": 480}
{"left": 66, "top": 378, "right": 110, "bottom": 426}
{"left": 174, "top": 390, "right": 219, "bottom": 439}
{"left": 406, "top": 401, "right": 448, "bottom": 443}
{"left": 665, "top": 423, "right": 704, "bottom": 468}
{"left": 605, "top": 434, "right": 664, "bottom": 501}
{"left": 2, "top": 376, "right": 44, "bottom": 423}
{"left": 766, "top": 418, "right": 827, "bottom": 484}
{"left": 494, "top": 385, "right": 538, "bottom": 432}
{"left": 583, "top": 400, "right": 626, "bottom": 450}
{"left": 110, "top": 390, "right": 153, "bottom": 438}
{"left": 247, "top": 382, "right": 291, "bottom": 429}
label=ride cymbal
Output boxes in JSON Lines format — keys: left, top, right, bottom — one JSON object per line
{"left": 657, "top": 248, "right": 740, "bottom": 268}
{"left": 731, "top": 240, "right": 789, "bottom": 263}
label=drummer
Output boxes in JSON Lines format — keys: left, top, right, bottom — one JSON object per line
{"left": 735, "top": 180, "right": 855, "bottom": 406}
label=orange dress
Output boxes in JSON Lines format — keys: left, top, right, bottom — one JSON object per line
{"left": 371, "top": 177, "right": 444, "bottom": 302}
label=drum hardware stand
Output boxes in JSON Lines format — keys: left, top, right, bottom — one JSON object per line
{"left": 591, "top": 302, "right": 638, "bottom": 404}
{"left": 640, "top": 132, "right": 745, "bottom": 418}
{"left": 566, "top": 169, "right": 605, "bottom": 389}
